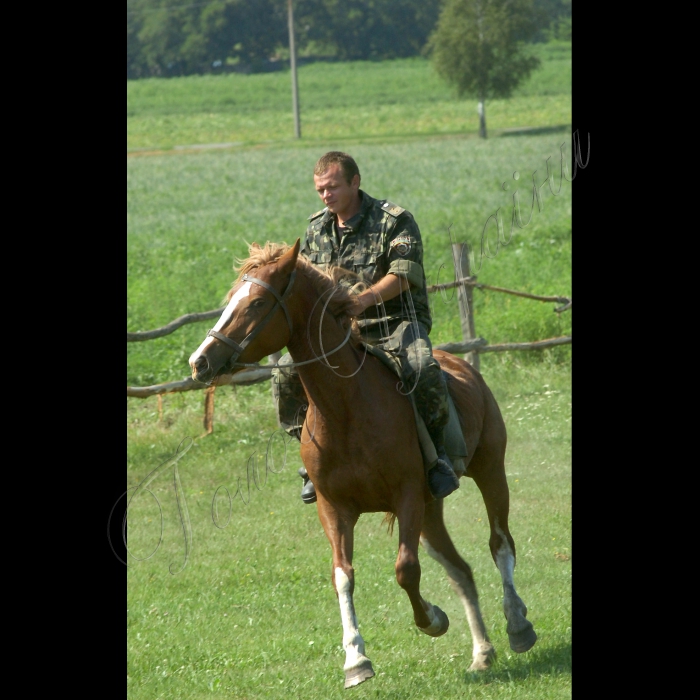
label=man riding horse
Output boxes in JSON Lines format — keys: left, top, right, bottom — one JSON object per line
{"left": 272, "top": 151, "right": 460, "bottom": 504}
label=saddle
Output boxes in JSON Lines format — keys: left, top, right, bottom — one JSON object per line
{"left": 363, "top": 344, "right": 469, "bottom": 478}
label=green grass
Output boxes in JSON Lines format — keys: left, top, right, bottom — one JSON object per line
{"left": 127, "top": 133, "right": 572, "bottom": 386}
{"left": 127, "top": 45, "right": 572, "bottom": 698}
{"left": 127, "top": 44, "right": 571, "bottom": 151}
{"left": 126, "top": 360, "right": 571, "bottom": 699}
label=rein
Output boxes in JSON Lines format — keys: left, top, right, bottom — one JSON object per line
{"left": 205, "top": 268, "right": 354, "bottom": 372}
{"left": 232, "top": 323, "right": 354, "bottom": 370}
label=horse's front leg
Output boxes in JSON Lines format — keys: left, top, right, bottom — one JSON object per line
{"left": 316, "top": 497, "right": 375, "bottom": 689}
{"left": 395, "top": 493, "right": 450, "bottom": 637}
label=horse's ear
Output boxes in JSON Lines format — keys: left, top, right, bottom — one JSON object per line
{"left": 278, "top": 238, "right": 301, "bottom": 273}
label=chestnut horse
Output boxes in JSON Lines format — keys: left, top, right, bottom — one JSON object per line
{"left": 189, "top": 240, "right": 536, "bottom": 688}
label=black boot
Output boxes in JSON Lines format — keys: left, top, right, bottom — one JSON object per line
{"left": 427, "top": 446, "right": 460, "bottom": 500}
{"left": 287, "top": 428, "right": 317, "bottom": 504}
{"left": 298, "top": 466, "right": 317, "bottom": 504}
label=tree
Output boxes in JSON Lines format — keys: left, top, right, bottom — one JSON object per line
{"left": 127, "top": 0, "right": 286, "bottom": 78}
{"left": 532, "top": 0, "right": 571, "bottom": 42}
{"left": 425, "top": 0, "right": 541, "bottom": 138}
{"left": 293, "top": 0, "right": 442, "bottom": 61}
{"left": 127, "top": 0, "right": 446, "bottom": 78}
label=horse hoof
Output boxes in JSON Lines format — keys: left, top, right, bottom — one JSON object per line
{"left": 469, "top": 645, "right": 497, "bottom": 671}
{"left": 344, "top": 659, "right": 375, "bottom": 689}
{"left": 508, "top": 623, "right": 537, "bottom": 653}
{"left": 419, "top": 605, "right": 450, "bottom": 637}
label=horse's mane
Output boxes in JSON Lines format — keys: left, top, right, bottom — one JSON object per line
{"left": 230, "top": 242, "right": 366, "bottom": 339}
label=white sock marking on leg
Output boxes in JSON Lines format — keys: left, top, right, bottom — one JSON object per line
{"left": 420, "top": 536, "right": 491, "bottom": 655}
{"left": 493, "top": 524, "right": 528, "bottom": 633}
{"left": 334, "top": 567, "right": 369, "bottom": 671}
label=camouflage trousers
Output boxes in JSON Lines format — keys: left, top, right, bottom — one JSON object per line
{"left": 270, "top": 320, "right": 450, "bottom": 444}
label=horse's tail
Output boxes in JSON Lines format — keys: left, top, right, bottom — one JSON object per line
{"left": 382, "top": 512, "right": 397, "bottom": 535}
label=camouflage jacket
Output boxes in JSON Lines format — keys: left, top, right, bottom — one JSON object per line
{"left": 300, "top": 190, "right": 432, "bottom": 333}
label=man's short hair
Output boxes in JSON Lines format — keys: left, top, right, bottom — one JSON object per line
{"left": 314, "top": 151, "right": 360, "bottom": 185}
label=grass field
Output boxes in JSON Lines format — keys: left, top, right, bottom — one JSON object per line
{"left": 127, "top": 132, "right": 573, "bottom": 387}
{"left": 126, "top": 361, "right": 571, "bottom": 699}
{"left": 127, "top": 43, "right": 572, "bottom": 699}
{"left": 127, "top": 43, "right": 571, "bottom": 152}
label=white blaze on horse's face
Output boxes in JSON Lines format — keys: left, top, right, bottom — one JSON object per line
{"left": 188, "top": 281, "right": 252, "bottom": 368}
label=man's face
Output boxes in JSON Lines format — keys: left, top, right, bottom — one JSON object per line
{"left": 313, "top": 164, "right": 359, "bottom": 216}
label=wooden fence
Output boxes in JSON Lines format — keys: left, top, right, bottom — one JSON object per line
{"left": 127, "top": 243, "right": 571, "bottom": 432}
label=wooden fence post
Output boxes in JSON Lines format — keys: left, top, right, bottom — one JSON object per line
{"left": 451, "top": 242, "right": 480, "bottom": 372}
{"left": 203, "top": 385, "right": 216, "bottom": 435}
{"left": 269, "top": 351, "right": 282, "bottom": 414}
{"left": 200, "top": 353, "right": 282, "bottom": 436}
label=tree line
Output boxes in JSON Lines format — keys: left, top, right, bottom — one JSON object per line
{"left": 126, "top": 0, "right": 571, "bottom": 79}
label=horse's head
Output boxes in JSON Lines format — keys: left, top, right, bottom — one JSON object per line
{"left": 189, "top": 239, "right": 300, "bottom": 384}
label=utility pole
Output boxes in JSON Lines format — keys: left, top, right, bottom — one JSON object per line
{"left": 287, "top": 0, "right": 301, "bottom": 139}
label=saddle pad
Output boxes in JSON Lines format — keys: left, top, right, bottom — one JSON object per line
{"left": 363, "top": 344, "right": 469, "bottom": 477}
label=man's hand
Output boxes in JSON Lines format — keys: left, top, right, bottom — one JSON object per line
{"left": 348, "top": 274, "right": 410, "bottom": 316}
{"left": 347, "top": 296, "right": 367, "bottom": 317}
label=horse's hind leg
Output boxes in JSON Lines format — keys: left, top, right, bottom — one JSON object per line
{"left": 316, "top": 499, "right": 375, "bottom": 689}
{"left": 472, "top": 463, "right": 537, "bottom": 653}
{"left": 394, "top": 493, "right": 450, "bottom": 637}
{"left": 420, "top": 499, "right": 496, "bottom": 670}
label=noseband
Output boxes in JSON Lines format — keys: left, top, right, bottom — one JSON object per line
{"left": 206, "top": 270, "right": 297, "bottom": 369}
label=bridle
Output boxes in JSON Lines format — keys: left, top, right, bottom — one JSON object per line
{"left": 206, "top": 271, "right": 297, "bottom": 370}
{"left": 205, "top": 269, "right": 353, "bottom": 372}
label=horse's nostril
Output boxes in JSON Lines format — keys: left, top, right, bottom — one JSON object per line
{"left": 194, "top": 356, "right": 208, "bottom": 372}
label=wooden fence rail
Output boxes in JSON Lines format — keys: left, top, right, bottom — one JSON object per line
{"left": 126, "top": 336, "right": 572, "bottom": 399}
{"left": 126, "top": 367, "right": 275, "bottom": 398}
{"left": 429, "top": 277, "right": 571, "bottom": 308}
{"left": 127, "top": 278, "right": 571, "bottom": 343}
{"left": 127, "top": 242, "right": 571, "bottom": 436}
{"left": 127, "top": 308, "right": 223, "bottom": 342}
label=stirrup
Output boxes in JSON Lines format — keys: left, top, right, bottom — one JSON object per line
{"left": 298, "top": 467, "right": 317, "bottom": 504}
